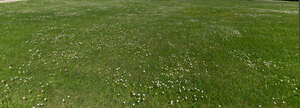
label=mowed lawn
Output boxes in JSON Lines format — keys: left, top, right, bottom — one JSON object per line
{"left": 0, "top": 0, "right": 299, "bottom": 107}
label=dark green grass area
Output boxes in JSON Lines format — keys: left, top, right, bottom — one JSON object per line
{"left": 0, "top": 0, "right": 299, "bottom": 107}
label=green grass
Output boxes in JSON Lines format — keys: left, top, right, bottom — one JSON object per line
{"left": 0, "top": 0, "right": 299, "bottom": 107}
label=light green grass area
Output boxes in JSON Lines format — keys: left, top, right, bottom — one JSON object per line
{"left": 0, "top": 0, "right": 299, "bottom": 107}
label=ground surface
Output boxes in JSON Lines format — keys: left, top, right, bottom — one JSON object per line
{"left": 0, "top": 0, "right": 299, "bottom": 107}
{"left": 0, "top": 0, "right": 23, "bottom": 3}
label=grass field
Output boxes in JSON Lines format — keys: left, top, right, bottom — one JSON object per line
{"left": 0, "top": 0, "right": 299, "bottom": 107}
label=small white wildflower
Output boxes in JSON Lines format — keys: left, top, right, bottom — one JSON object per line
{"left": 115, "top": 67, "right": 121, "bottom": 71}
{"left": 258, "top": 105, "right": 262, "bottom": 107}
{"left": 22, "top": 96, "right": 26, "bottom": 100}
{"left": 283, "top": 101, "right": 286, "bottom": 104}
{"left": 37, "top": 103, "right": 44, "bottom": 107}
{"left": 219, "top": 105, "right": 221, "bottom": 107}
{"left": 170, "top": 100, "right": 174, "bottom": 105}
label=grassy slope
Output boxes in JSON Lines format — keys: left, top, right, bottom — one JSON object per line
{"left": 0, "top": 0, "right": 299, "bottom": 107}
